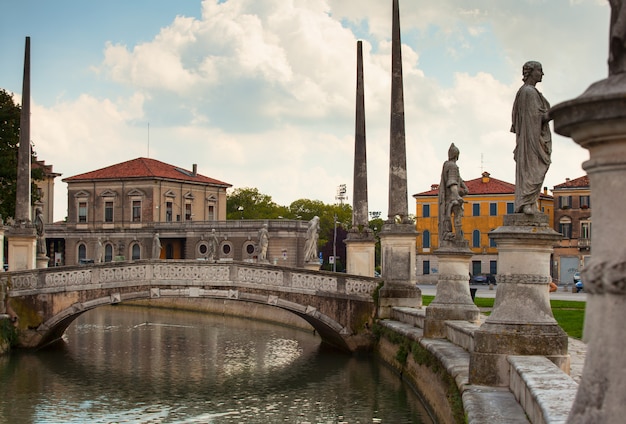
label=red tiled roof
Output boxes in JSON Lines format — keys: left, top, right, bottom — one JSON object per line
{"left": 63, "top": 157, "right": 231, "bottom": 187}
{"left": 413, "top": 173, "right": 552, "bottom": 199}
{"left": 553, "top": 175, "right": 589, "bottom": 189}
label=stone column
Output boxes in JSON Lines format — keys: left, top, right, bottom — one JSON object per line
{"left": 346, "top": 40, "right": 376, "bottom": 277}
{"left": 550, "top": 8, "right": 626, "bottom": 418}
{"left": 7, "top": 37, "right": 37, "bottom": 271}
{"left": 469, "top": 214, "right": 568, "bottom": 386}
{"left": 378, "top": 0, "right": 421, "bottom": 317}
{"left": 423, "top": 242, "right": 480, "bottom": 338}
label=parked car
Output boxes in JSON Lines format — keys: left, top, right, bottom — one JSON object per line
{"left": 470, "top": 274, "right": 488, "bottom": 284}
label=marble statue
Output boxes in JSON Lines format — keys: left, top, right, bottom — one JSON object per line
{"left": 257, "top": 224, "right": 269, "bottom": 262}
{"left": 208, "top": 229, "right": 219, "bottom": 261}
{"left": 303, "top": 216, "right": 320, "bottom": 263}
{"left": 95, "top": 238, "right": 104, "bottom": 263}
{"left": 511, "top": 61, "right": 552, "bottom": 215}
{"left": 438, "top": 143, "right": 468, "bottom": 243}
{"left": 609, "top": 0, "right": 626, "bottom": 75}
{"left": 34, "top": 207, "right": 46, "bottom": 255}
{"left": 152, "top": 233, "right": 162, "bottom": 259}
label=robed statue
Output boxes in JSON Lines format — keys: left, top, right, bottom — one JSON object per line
{"left": 438, "top": 143, "right": 468, "bottom": 244}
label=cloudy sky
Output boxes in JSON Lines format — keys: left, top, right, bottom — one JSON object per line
{"left": 0, "top": 0, "right": 611, "bottom": 222}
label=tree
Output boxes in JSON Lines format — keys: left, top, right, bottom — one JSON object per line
{"left": 226, "top": 187, "right": 287, "bottom": 220}
{"left": 0, "top": 89, "right": 42, "bottom": 221}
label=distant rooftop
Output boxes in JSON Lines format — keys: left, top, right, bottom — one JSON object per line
{"left": 413, "top": 172, "right": 552, "bottom": 198}
{"left": 63, "top": 157, "right": 231, "bottom": 187}
{"left": 553, "top": 175, "right": 589, "bottom": 189}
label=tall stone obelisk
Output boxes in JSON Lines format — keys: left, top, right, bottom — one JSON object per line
{"left": 377, "top": 0, "right": 421, "bottom": 318}
{"left": 345, "top": 40, "right": 376, "bottom": 277}
{"left": 7, "top": 37, "right": 38, "bottom": 271}
{"left": 551, "top": 4, "right": 626, "bottom": 421}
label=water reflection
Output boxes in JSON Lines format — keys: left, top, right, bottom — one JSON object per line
{"left": 0, "top": 305, "right": 433, "bottom": 423}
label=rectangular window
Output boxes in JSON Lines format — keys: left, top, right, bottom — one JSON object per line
{"left": 472, "top": 260, "right": 482, "bottom": 276}
{"left": 489, "top": 203, "right": 497, "bottom": 216}
{"left": 489, "top": 237, "right": 497, "bottom": 248}
{"left": 166, "top": 202, "right": 173, "bottom": 222}
{"left": 423, "top": 260, "right": 430, "bottom": 275}
{"left": 506, "top": 202, "right": 514, "bottom": 214}
{"left": 422, "top": 204, "right": 430, "bottom": 218}
{"left": 581, "top": 222, "right": 591, "bottom": 239}
{"left": 132, "top": 200, "right": 141, "bottom": 222}
{"left": 489, "top": 260, "right": 497, "bottom": 275}
{"left": 559, "top": 195, "right": 572, "bottom": 209}
{"left": 185, "top": 203, "right": 192, "bottom": 221}
{"left": 579, "top": 195, "right": 590, "bottom": 209}
{"left": 472, "top": 230, "right": 481, "bottom": 248}
{"left": 207, "top": 205, "right": 215, "bottom": 221}
{"left": 104, "top": 201, "right": 114, "bottom": 223}
{"left": 473, "top": 203, "right": 480, "bottom": 216}
{"left": 560, "top": 223, "right": 572, "bottom": 238}
{"left": 78, "top": 201, "right": 87, "bottom": 223}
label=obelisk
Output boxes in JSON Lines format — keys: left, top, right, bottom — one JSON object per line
{"left": 377, "top": 0, "right": 421, "bottom": 318}
{"left": 7, "top": 37, "right": 38, "bottom": 271}
{"left": 345, "top": 41, "right": 375, "bottom": 277}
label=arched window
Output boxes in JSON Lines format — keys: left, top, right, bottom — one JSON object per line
{"left": 77, "top": 243, "right": 87, "bottom": 261}
{"left": 104, "top": 243, "right": 114, "bottom": 262}
{"left": 422, "top": 230, "right": 431, "bottom": 249}
{"left": 472, "top": 230, "right": 481, "bottom": 248}
{"left": 131, "top": 243, "right": 141, "bottom": 260}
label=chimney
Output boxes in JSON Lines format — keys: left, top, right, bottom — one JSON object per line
{"left": 565, "top": 178, "right": 570, "bottom": 182}
{"left": 482, "top": 171, "right": 490, "bottom": 183}
{"left": 192, "top": 164, "right": 197, "bottom": 176}
{"left": 543, "top": 186, "right": 548, "bottom": 195}
{"left": 431, "top": 184, "right": 439, "bottom": 191}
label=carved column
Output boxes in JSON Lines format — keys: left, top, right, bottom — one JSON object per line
{"left": 424, "top": 242, "right": 480, "bottom": 338}
{"left": 469, "top": 214, "right": 568, "bottom": 386}
{"left": 551, "top": 11, "right": 626, "bottom": 417}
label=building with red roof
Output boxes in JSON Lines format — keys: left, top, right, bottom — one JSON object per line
{"left": 552, "top": 175, "right": 591, "bottom": 285}
{"left": 413, "top": 172, "right": 553, "bottom": 283}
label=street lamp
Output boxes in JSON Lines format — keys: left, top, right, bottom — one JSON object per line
{"left": 238, "top": 206, "right": 244, "bottom": 219}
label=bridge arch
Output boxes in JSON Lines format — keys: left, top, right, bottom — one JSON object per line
{"left": 2, "top": 261, "right": 379, "bottom": 352}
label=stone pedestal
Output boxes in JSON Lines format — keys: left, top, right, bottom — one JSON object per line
{"left": 551, "top": 72, "right": 626, "bottom": 423}
{"left": 378, "top": 222, "right": 421, "bottom": 318}
{"left": 469, "top": 213, "right": 568, "bottom": 386}
{"left": 7, "top": 227, "right": 37, "bottom": 271}
{"left": 424, "top": 242, "right": 480, "bottom": 338}
{"left": 345, "top": 230, "right": 375, "bottom": 277}
{"left": 303, "top": 261, "right": 321, "bottom": 271}
{"left": 36, "top": 254, "right": 49, "bottom": 269}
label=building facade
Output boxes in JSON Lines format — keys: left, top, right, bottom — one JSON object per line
{"left": 551, "top": 175, "right": 591, "bottom": 284}
{"left": 413, "top": 172, "right": 554, "bottom": 284}
{"left": 44, "top": 157, "right": 310, "bottom": 267}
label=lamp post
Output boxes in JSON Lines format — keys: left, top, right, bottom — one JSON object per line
{"left": 333, "top": 214, "right": 337, "bottom": 272}
{"left": 238, "top": 206, "right": 244, "bottom": 220}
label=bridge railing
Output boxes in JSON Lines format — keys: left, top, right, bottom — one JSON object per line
{"left": 1, "top": 260, "right": 380, "bottom": 302}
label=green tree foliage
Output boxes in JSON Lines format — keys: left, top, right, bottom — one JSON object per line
{"left": 0, "top": 89, "right": 42, "bottom": 221}
{"left": 226, "top": 187, "right": 287, "bottom": 220}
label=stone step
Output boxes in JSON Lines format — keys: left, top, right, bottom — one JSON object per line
{"left": 390, "top": 306, "right": 425, "bottom": 328}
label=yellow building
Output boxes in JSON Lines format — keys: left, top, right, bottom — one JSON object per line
{"left": 413, "top": 172, "right": 553, "bottom": 283}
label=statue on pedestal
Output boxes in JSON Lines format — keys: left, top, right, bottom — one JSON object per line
{"left": 511, "top": 61, "right": 552, "bottom": 215}
{"left": 303, "top": 216, "right": 320, "bottom": 263}
{"left": 257, "top": 224, "right": 269, "bottom": 262}
{"left": 438, "top": 143, "right": 468, "bottom": 244}
{"left": 152, "top": 233, "right": 162, "bottom": 259}
{"left": 34, "top": 207, "right": 46, "bottom": 256}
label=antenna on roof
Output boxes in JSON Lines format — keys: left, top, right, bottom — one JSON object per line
{"left": 147, "top": 122, "right": 150, "bottom": 158}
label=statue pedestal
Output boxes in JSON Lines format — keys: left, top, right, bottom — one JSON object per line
{"left": 6, "top": 225, "right": 36, "bottom": 271}
{"left": 303, "top": 261, "right": 321, "bottom": 271}
{"left": 345, "top": 230, "right": 375, "bottom": 277}
{"left": 469, "top": 214, "right": 568, "bottom": 386}
{"left": 551, "top": 72, "right": 626, "bottom": 423}
{"left": 36, "top": 254, "right": 49, "bottom": 269}
{"left": 378, "top": 222, "right": 421, "bottom": 318}
{"left": 424, "top": 242, "right": 480, "bottom": 338}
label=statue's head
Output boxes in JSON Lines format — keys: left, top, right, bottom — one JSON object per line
{"left": 522, "top": 61, "right": 543, "bottom": 82}
{"left": 448, "top": 143, "right": 459, "bottom": 161}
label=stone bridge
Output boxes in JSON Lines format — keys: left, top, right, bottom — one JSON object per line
{"left": 0, "top": 260, "right": 380, "bottom": 352}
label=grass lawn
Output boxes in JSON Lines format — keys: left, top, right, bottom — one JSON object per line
{"left": 421, "top": 295, "right": 585, "bottom": 339}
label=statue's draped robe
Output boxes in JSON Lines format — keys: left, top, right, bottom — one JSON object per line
{"left": 511, "top": 84, "right": 551, "bottom": 212}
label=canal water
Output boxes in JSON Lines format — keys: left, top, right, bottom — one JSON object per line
{"left": 0, "top": 305, "right": 434, "bottom": 423}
